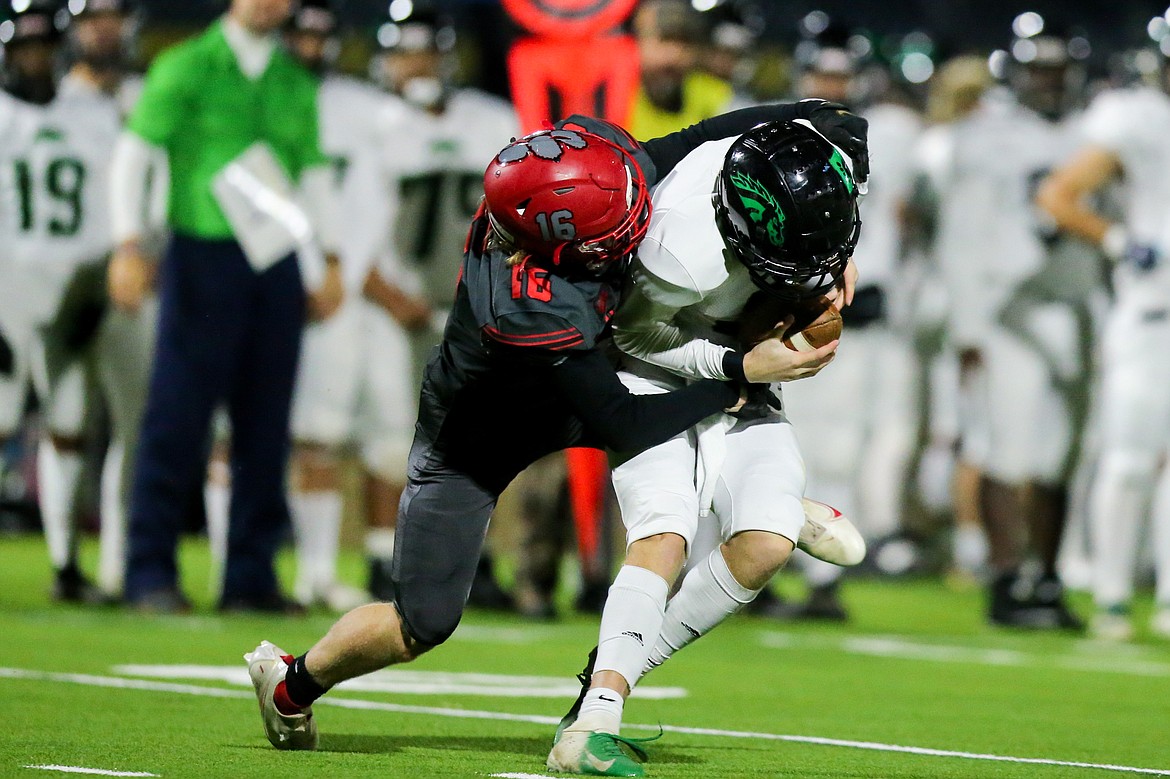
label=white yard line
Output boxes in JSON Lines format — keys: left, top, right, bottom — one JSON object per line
{"left": 488, "top": 773, "right": 559, "bottom": 779}
{"left": 759, "top": 632, "right": 1170, "bottom": 678}
{"left": 109, "top": 665, "right": 686, "bottom": 700}
{"left": 24, "top": 766, "right": 158, "bottom": 777}
{"left": 4, "top": 666, "right": 1169, "bottom": 776}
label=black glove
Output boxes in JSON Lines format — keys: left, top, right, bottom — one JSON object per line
{"left": 729, "top": 383, "right": 783, "bottom": 421}
{"left": 806, "top": 100, "right": 870, "bottom": 186}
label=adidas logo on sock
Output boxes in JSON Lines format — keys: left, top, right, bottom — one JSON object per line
{"left": 682, "top": 622, "right": 700, "bottom": 638}
{"left": 621, "top": 631, "right": 644, "bottom": 646}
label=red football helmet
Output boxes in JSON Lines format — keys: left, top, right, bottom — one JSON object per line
{"left": 483, "top": 127, "right": 651, "bottom": 274}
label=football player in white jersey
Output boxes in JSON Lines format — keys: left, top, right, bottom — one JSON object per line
{"left": 59, "top": 0, "right": 163, "bottom": 600}
{"left": 547, "top": 120, "right": 866, "bottom": 777}
{"left": 280, "top": 0, "right": 418, "bottom": 610}
{"left": 775, "top": 29, "right": 925, "bottom": 620}
{"left": 1037, "top": 38, "right": 1170, "bottom": 641}
{"left": 364, "top": 9, "right": 519, "bottom": 605}
{"left": 0, "top": 2, "right": 123, "bottom": 601}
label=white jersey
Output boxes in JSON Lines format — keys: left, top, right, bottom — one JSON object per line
{"left": 369, "top": 88, "right": 518, "bottom": 306}
{"left": 1081, "top": 86, "right": 1170, "bottom": 305}
{"left": 925, "top": 89, "right": 1082, "bottom": 348}
{"left": 316, "top": 74, "right": 400, "bottom": 292}
{"left": 613, "top": 136, "right": 757, "bottom": 383}
{"left": 0, "top": 88, "right": 121, "bottom": 325}
{"left": 852, "top": 102, "right": 922, "bottom": 288}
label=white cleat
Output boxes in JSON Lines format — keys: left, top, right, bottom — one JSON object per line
{"left": 244, "top": 640, "right": 319, "bottom": 750}
{"left": 1149, "top": 609, "right": 1170, "bottom": 640}
{"left": 1089, "top": 611, "right": 1134, "bottom": 642}
{"left": 798, "top": 499, "right": 866, "bottom": 567}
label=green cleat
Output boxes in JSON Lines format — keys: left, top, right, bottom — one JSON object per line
{"left": 547, "top": 730, "right": 650, "bottom": 777}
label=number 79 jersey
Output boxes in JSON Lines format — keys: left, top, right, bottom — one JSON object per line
{"left": 0, "top": 90, "right": 121, "bottom": 323}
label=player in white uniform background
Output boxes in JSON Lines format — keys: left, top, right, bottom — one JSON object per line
{"left": 277, "top": 0, "right": 411, "bottom": 611}
{"left": 1038, "top": 35, "right": 1170, "bottom": 641}
{"left": 360, "top": 8, "right": 519, "bottom": 604}
{"left": 548, "top": 120, "right": 866, "bottom": 776}
{"left": 928, "top": 22, "right": 1102, "bottom": 630}
{"left": 0, "top": 2, "right": 123, "bottom": 601}
{"left": 776, "top": 28, "right": 924, "bottom": 620}
{"left": 57, "top": 0, "right": 164, "bottom": 601}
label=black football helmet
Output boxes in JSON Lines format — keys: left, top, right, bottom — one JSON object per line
{"left": 714, "top": 120, "right": 860, "bottom": 301}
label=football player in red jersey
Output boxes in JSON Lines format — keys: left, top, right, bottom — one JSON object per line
{"left": 242, "top": 101, "right": 869, "bottom": 752}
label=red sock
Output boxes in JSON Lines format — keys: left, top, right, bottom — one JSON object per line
{"left": 273, "top": 680, "right": 304, "bottom": 716}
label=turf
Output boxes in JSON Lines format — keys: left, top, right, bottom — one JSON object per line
{"left": 3, "top": 534, "right": 1169, "bottom": 779}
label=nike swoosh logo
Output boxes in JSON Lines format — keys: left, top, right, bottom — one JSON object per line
{"left": 587, "top": 753, "right": 617, "bottom": 772}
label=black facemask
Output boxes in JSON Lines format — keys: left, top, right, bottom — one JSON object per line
{"left": 3, "top": 69, "right": 57, "bottom": 105}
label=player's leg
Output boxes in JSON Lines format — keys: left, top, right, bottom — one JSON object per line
{"left": 547, "top": 412, "right": 696, "bottom": 777}
{"left": 93, "top": 297, "right": 157, "bottom": 598}
{"left": 1087, "top": 324, "right": 1170, "bottom": 639}
{"left": 648, "top": 416, "right": 804, "bottom": 668}
{"left": 288, "top": 303, "right": 363, "bottom": 610}
{"left": 245, "top": 431, "right": 501, "bottom": 750}
{"left": 1150, "top": 460, "right": 1170, "bottom": 638}
{"left": 33, "top": 350, "right": 94, "bottom": 602}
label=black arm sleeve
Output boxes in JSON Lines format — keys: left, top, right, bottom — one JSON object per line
{"left": 549, "top": 349, "right": 739, "bottom": 453}
{"left": 641, "top": 101, "right": 824, "bottom": 182}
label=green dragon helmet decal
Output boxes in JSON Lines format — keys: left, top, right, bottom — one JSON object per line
{"left": 828, "top": 149, "right": 856, "bottom": 195}
{"left": 729, "top": 170, "right": 786, "bottom": 248}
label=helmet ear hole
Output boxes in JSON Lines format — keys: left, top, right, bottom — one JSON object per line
{"left": 553, "top": 186, "right": 575, "bottom": 195}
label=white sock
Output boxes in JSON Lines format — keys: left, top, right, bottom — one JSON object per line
{"left": 1151, "top": 464, "right": 1170, "bottom": 606}
{"left": 365, "top": 527, "right": 396, "bottom": 561}
{"left": 574, "top": 688, "right": 624, "bottom": 734}
{"left": 204, "top": 479, "right": 230, "bottom": 599}
{"left": 98, "top": 442, "right": 127, "bottom": 596}
{"left": 952, "top": 523, "right": 988, "bottom": 574}
{"left": 291, "top": 489, "right": 344, "bottom": 601}
{"left": 38, "top": 439, "right": 82, "bottom": 571}
{"left": 594, "top": 565, "right": 670, "bottom": 693}
{"left": 1090, "top": 451, "right": 1154, "bottom": 608}
{"left": 645, "top": 546, "right": 758, "bottom": 673}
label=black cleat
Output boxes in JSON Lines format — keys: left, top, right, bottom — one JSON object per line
{"left": 52, "top": 564, "right": 106, "bottom": 605}
{"left": 219, "top": 591, "right": 307, "bottom": 616}
{"left": 988, "top": 573, "right": 1081, "bottom": 631}
{"left": 125, "top": 586, "right": 193, "bottom": 614}
{"left": 554, "top": 645, "right": 598, "bottom": 745}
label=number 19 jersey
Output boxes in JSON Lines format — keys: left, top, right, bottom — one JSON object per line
{"left": 0, "top": 89, "right": 122, "bottom": 325}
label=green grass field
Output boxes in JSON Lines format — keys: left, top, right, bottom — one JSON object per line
{"left": 4, "top": 533, "right": 1170, "bottom": 779}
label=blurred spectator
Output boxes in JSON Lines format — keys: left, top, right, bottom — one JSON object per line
{"left": 628, "top": 0, "right": 731, "bottom": 139}
{"left": 112, "top": 0, "right": 343, "bottom": 613}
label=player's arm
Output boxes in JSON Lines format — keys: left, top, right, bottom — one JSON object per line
{"left": 298, "top": 81, "right": 344, "bottom": 319}
{"left": 613, "top": 256, "right": 836, "bottom": 384}
{"left": 1035, "top": 145, "right": 1123, "bottom": 254}
{"left": 109, "top": 49, "right": 190, "bottom": 314}
{"left": 548, "top": 349, "right": 741, "bottom": 453}
{"left": 641, "top": 99, "right": 869, "bottom": 184}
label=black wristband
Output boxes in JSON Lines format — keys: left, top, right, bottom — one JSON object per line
{"left": 722, "top": 350, "right": 747, "bottom": 383}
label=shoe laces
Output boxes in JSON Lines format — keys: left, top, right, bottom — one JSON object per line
{"left": 592, "top": 730, "right": 661, "bottom": 763}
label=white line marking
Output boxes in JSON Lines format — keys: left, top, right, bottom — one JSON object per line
{"left": 109, "top": 665, "right": 686, "bottom": 700}
{"left": 24, "top": 766, "right": 159, "bottom": 777}
{"left": 489, "top": 773, "right": 559, "bottom": 779}
{"left": 759, "top": 632, "right": 1170, "bottom": 678}
{"left": 4, "top": 667, "right": 1168, "bottom": 776}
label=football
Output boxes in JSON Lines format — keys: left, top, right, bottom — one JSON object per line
{"left": 738, "top": 293, "right": 842, "bottom": 352}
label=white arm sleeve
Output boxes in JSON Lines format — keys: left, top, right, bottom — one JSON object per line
{"left": 110, "top": 130, "right": 163, "bottom": 245}
{"left": 300, "top": 164, "right": 341, "bottom": 255}
{"left": 613, "top": 270, "right": 735, "bottom": 381}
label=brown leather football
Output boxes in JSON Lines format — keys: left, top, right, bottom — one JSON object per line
{"left": 738, "top": 293, "right": 842, "bottom": 352}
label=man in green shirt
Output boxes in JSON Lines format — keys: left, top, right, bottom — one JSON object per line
{"left": 110, "top": 0, "right": 343, "bottom": 613}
